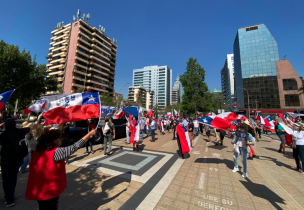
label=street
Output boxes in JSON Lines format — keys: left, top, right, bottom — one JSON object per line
{"left": 1, "top": 130, "right": 303, "bottom": 210}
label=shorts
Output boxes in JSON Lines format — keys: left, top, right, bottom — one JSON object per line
{"left": 206, "top": 130, "right": 211, "bottom": 137}
{"left": 279, "top": 135, "right": 286, "bottom": 144}
{"left": 189, "top": 132, "right": 193, "bottom": 140}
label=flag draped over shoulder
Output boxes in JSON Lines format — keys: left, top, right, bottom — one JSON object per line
{"left": 0, "top": 90, "right": 14, "bottom": 112}
{"left": 176, "top": 124, "right": 190, "bottom": 154}
{"left": 43, "top": 92, "right": 100, "bottom": 124}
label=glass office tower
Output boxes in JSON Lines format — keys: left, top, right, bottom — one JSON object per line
{"left": 234, "top": 24, "right": 280, "bottom": 109}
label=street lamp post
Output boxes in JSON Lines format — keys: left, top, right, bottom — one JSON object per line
{"left": 116, "top": 83, "right": 129, "bottom": 108}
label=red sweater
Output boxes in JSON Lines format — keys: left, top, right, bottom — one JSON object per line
{"left": 25, "top": 148, "right": 67, "bottom": 200}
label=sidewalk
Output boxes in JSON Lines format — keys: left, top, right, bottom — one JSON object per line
{"left": 1, "top": 130, "right": 303, "bottom": 210}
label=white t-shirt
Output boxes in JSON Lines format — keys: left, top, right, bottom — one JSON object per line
{"left": 293, "top": 131, "right": 304, "bottom": 145}
{"left": 236, "top": 133, "right": 246, "bottom": 147}
{"left": 126, "top": 122, "right": 129, "bottom": 131}
{"left": 164, "top": 120, "right": 167, "bottom": 125}
{"left": 193, "top": 120, "right": 199, "bottom": 128}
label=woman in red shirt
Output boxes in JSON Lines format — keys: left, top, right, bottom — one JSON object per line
{"left": 25, "top": 129, "right": 97, "bottom": 209}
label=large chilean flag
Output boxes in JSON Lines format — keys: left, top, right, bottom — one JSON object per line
{"left": 217, "top": 112, "right": 238, "bottom": 122}
{"left": 0, "top": 90, "right": 14, "bottom": 112}
{"left": 199, "top": 115, "right": 232, "bottom": 131}
{"left": 43, "top": 92, "right": 100, "bottom": 124}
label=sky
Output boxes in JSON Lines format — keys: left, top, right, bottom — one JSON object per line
{"left": 1, "top": 0, "right": 303, "bottom": 99}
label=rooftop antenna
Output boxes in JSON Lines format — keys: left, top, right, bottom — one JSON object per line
{"left": 86, "top": 13, "right": 90, "bottom": 23}
{"left": 283, "top": 55, "right": 286, "bottom": 60}
{"left": 101, "top": 26, "right": 104, "bottom": 32}
{"left": 77, "top": 9, "right": 81, "bottom": 20}
{"left": 62, "top": 21, "right": 64, "bottom": 26}
{"left": 103, "top": 28, "right": 105, "bottom": 33}
{"left": 73, "top": 15, "right": 76, "bottom": 22}
{"left": 99, "top": 25, "right": 101, "bottom": 30}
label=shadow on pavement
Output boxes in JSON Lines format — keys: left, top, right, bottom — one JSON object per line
{"left": 263, "top": 147, "right": 293, "bottom": 158}
{"left": 63, "top": 168, "right": 132, "bottom": 208}
{"left": 259, "top": 155, "right": 294, "bottom": 170}
{"left": 240, "top": 179, "right": 284, "bottom": 210}
{"left": 195, "top": 158, "right": 236, "bottom": 170}
{"left": 207, "top": 145, "right": 228, "bottom": 150}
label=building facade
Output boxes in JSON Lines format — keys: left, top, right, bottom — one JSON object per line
{"left": 133, "top": 65, "right": 172, "bottom": 109}
{"left": 234, "top": 24, "right": 280, "bottom": 109}
{"left": 128, "top": 86, "right": 146, "bottom": 108}
{"left": 221, "top": 54, "right": 234, "bottom": 108}
{"left": 171, "top": 76, "right": 182, "bottom": 104}
{"left": 46, "top": 13, "right": 117, "bottom": 96}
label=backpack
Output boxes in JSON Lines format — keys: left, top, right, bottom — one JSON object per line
{"left": 0, "top": 129, "right": 28, "bottom": 164}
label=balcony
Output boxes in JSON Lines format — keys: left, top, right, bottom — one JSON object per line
{"left": 77, "top": 43, "right": 90, "bottom": 52}
{"left": 48, "top": 64, "right": 64, "bottom": 70}
{"left": 79, "top": 25, "right": 92, "bottom": 35}
{"left": 51, "top": 57, "right": 65, "bottom": 64}
{"left": 86, "top": 79, "right": 109, "bottom": 87}
{"left": 52, "top": 39, "right": 67, "bottom": 47}
{"left": 92, "top": 33, "right": 111, "bottom": 49}
{"left": 74, "top": 69, "right": 89, "bottom": 76}
{"left": 89, "top": 67, "right": 108, "bottom": 77}
{"left": 86, "top": 85, "right": 108, "bottom": 92}
{"left": 58, "top": 77, "right": 64, "bottom": 82}
{"left": 46, "top": 63, "right": 53, "bottom": 67}
{"left": 78, "top": 37, "right": 91, "bottom": 47}
{"left": 89, "top": 54, "right": 109, "bottom": 66}
{"left": 75, "top": 56, "right": 89, "bottom": 64}
{"left": 79, "top": 31, "right": 92, "bottom": 41}
{"left": 48, "top": 70, "right": 64, "bottom": 76}
{"left": 76, "top": 50, "right": 89, "bottom": 58}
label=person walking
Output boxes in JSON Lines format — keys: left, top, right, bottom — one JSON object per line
{"left": 125, "top": 116, "right": 130, "bottom": 144}
{"left": 102, "top": 118, "right": 115, "bottom": 155}
{"left": 219, "top": 129, "right": 226, "bottom": 146}
{"left": 215, "top": 128, "right": 221, "bottom": 145}
{"left": 145, "top": 117, "right": 150, "bottom": 138}
{"left": 84, "top": 120, "right": 95, "bottom": 155}
{"left": 255, "top": 120, "right": 262, "bottom": 139}
{"left": 25, "top": 129, "right": 97, "bottom": 209}
{"left": 231, "top": 123, "right": 255, "bottom": 178}
{"left": 205, "top": 125, "right": 211, "bottom": 142}
{"left": 0, "top": 119, "right": 29, "bottom": 207}
{"left": 150, "top": 117, "right": 156, "bottom": 142}
{"left": 193, "top": 118, "right": 199, "bottom": 136}
{"left": 139, "top": 117, "right": 145, "bottom": 140}
{"left": 188, "top": 119, "right": 194, "bottom": 147}
{"left": 277, "top": 122, "right": 286, "bottom": 154}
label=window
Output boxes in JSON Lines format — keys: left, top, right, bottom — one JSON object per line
{"left": 283, "top": 79, "right": 297, "bottom": 90}
{"left": 285, "top": 94, "right": 300, "bottom": 106}
{"left": 231, "top": 57, "right": 234, "bottom": 60}
{"left": 246, "top": 26, "right": 258, "bottom": 31}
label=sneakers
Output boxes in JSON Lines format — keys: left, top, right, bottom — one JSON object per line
{"left": 242, "top": 173, "right": 248, "bottom": 178}
{"left": 2, "top": 201, "right": 15, "bottom": 207}
{"left": 232, "top": 167, "right": 239, "bottom": 173}
{"left": 278, "top": 149, "right": 282, "bottom": 153}
{"left": 84, "top": 151, "right": 89, "bottom": 155}
{"left": 91, "top": 151, "right": 95, "bottom": 154}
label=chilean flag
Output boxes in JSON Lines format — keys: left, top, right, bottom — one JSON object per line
{"left": 197, "top": 111, "right": 203, "bottom": 117}
{"left": 0, "top": 90, "right": 14, "bottom": 112}
{"left": 238, "top": 115, "right": 248, "bottom": 120}
{"left": 256, "top": 113, "right": 265, "bottom": 125}
{"left": 114, "top": 106, "right": 125, "bottom": 119}
{"left": 167, "top": 112, "right": 172, "bottom": 117}
{"left": 217, "top": 112, "right": 238, "bottom": 122}
{"left": 129, "top": 113, "right": 139, "bottom": 143}
{"left": 43, "top": 92, "right": 100, "bottom": 124}
{"left": 277, "top": 113, "right": 285, "bottom": 121}
{"left": 148, "top": 108, "right": 154, "bottom": 118}
{"left": 206, "top": 111, "right": 216, "bottom": 117}
{"left": 199, "top": 115, "right": 231, "bottom": 131}
{"left": 174, "top": 109, "right": 179, "bottom": 117}
{"left": 176, "top": 124, "right": 191, "bottom": 154}
{"left": 24, "top": 99, "right": 46, "bottom": 115}
{"left": 265, "top": 116, "right": 275, "bottom": 132}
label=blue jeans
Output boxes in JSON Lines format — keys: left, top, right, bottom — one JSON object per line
{"left": 85, "top": 140, "right": 93, "bottom": 152}
{"left": 20, "top": 155, "right": 29, "bottom": 173}
{"left": 146, "top": 128, "right": 149, "bottom": 137}
{"left": 126, "top": 130, "right": 130, "bottom": 143}
{"left": 234, "top": 147, "right": 248, "bottom": 173}
{"left": 141, "top": 129, "right": 144, "bottom": 140}
{"left": 194, "top": 128, "right": 199, "bottom": 136}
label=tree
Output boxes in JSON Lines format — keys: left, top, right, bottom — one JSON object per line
{"left": 153, "top": 103, "right": 161, "bottom": 118}
{"left": 100, "top": 92, "right": 115, "bottom": 106}
{"left": 0, "top": 40, "right": 58, "bottom": 110}
{"left": 179, "top": 58, "right": 209, "bottom": 115}
{"left": 212, "top": 92, "right": 229, "bottom": 113}
{"left": 164, "top": 103, "right": 181, "bottom": 114}
{"left": 76, "top": 86, "right": 84, "bottom": 93}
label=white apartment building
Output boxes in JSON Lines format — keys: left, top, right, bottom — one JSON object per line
{"left": 171, "top": 76, "right": 183, "bottom": 104}
{"left": 221, "top": 54, "right": 234, "bottom": 108}
{"left": 133, "top": 65, "right": 172, "bottom": 109}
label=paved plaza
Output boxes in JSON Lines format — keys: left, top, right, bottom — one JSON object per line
{"left": 1, "top": 130, "right": 304, "bottom": 210}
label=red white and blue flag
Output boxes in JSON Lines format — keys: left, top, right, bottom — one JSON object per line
{"left": 256, "top": 113, "right": 265, "bottom": 125}
{"left": 264, "top": 116, "right": 275, "bottom": 132}
{"left": 199, "top": 115, "right": 232, "bottom": 131}
{"left": 174, "top": 109, "right": 179, "bottom": 117}
{"left": 238, "top": 115, "right": 248, "bottom": 120}
{"left": 206, "top": 111, "right": 216, "bottom": 117}
{"left": 24, "top": 99, "right": 47, "bottom": 115}
{"left": 217, "top": 112, "right": 238, "bottom": 122}
{"left": 167, "top": 112, "right": 172, "bottom": 117}
{"left": 43, "top": 92, "right": 100, "bottom": 124}
{"left": 0, "top": 90, "right": 14, "bottom": 112}
{"left": 115, "top": 106, "right": 125, "bottom": 119}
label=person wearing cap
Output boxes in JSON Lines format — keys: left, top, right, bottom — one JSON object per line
{"left": 284, "top": 121, "right": 304, "bottom": 173}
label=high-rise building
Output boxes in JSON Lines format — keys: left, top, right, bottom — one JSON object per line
{"left": 234, "top": 24, "right": 280, "bottom": 109}
{"left": 171, "top": 76, "right": 183, "bottom": 104}
{"left": 128, "top": 85, "right": 146, "bottom": 108}
{"left": 133, "top": 65, "right": 172, "bottom": 109}
{"left": 46, "top": 11, "right": 117, "bottom": 96}
{"left": 221, "top": 54, "right": 234, "bottom": 108}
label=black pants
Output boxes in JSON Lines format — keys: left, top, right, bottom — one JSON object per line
{"left": 151, "top": 129, "right": 155, "bottom": 142}
{"left": 37, "top": 197, "right": 59, "bottom": 210}
{"left": 173, "top": 129, "right": 176, "bottom": 138}
{"left": 293, "top": 145, "right": 304, "bottom": 170}
{"left": 1, "top": 162, "right": 22, "bottom": 204}
{"left": 256, "top": 128, "right": 261, "bottom": 138}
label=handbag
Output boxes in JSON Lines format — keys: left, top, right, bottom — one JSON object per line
{"left": 292, "top": 131, "right": 303, "bottom": 149}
